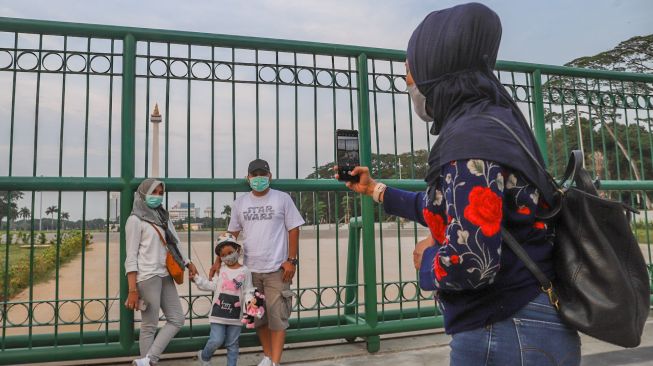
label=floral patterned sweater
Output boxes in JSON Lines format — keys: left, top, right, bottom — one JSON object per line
{"left": 382, "top": 159, "right": 555, "bottom": 334}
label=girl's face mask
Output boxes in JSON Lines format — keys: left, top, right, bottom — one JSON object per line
{"left": 221, "top": 251, "right": 240, "bottom": 266}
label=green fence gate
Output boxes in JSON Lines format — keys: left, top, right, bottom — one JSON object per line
{"left": 0, "top": 17, "right": 652, "bottom": 365}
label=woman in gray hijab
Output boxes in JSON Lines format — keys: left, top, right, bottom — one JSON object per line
{"left": 124, "top": 178, "right": 198, "bottom": 366}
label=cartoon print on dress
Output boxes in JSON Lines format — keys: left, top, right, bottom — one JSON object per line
{"left": 221, "top": 272, "right": 246, "bottom": 292}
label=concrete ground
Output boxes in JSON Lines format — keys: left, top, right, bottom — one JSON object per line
{"left": 43, "top": 319, "right": 653, "bottom": 366}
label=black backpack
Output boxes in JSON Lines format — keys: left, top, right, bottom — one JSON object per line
{"left": 481, "top": 114, "right": 650, "bottom": 348}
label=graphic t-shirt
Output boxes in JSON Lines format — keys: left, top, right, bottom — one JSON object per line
{"left": 228, "top": 189, "right": 305, "bottom": 273}
{"left": 193, "top": 266, "right": 254, "bottom": 326}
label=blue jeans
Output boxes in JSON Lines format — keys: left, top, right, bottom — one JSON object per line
{"left": 450, "top": 293, "right": 581, "bottom": 366}
{"left": 200, "top": 323, "right": 242, "bottom": 366}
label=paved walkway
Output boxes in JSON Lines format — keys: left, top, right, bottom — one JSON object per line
{"left": 46, "top": 319, "right": 653, "bottom": 366}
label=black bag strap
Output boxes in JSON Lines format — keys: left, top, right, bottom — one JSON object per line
{"left": 501, "top": 227, "right": 559, "bottom": 309}
{"left": 500, "top": 227, "right": 550, "bottom": 287}
{"left": 472, "top": 114, "right": 567, "bottom": 308}
{"left": 475, "top": 114, "right": 585, "bottom": 192}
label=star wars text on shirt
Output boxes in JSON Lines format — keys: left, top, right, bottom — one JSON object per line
{"left": 243, "top": 206, "right": 274, "bottom": 221}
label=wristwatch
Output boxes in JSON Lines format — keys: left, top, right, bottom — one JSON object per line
{"left": 287, "top": 257, "right": 299, "bottom": 266}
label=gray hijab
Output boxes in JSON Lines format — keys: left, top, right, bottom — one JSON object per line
{"left": 131, "top": 178, "right": 169, "bottom": 228}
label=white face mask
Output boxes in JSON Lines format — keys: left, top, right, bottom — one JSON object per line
{"left": 408, "top": 83, "right": 433, "bottom": 122}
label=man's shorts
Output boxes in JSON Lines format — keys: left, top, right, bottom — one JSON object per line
{"left": 251, "top": 269, "right": 293, "bottom": 331}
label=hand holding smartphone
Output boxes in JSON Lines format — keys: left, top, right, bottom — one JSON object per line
{"left": 335, "top": 129, "right": 360, "bottom": 183}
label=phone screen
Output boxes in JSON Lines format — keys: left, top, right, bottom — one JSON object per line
{"left": 336, "top": 130, "right": 360, "bottom": 182}
{"left": 337, "top": 136, "right": 359, "bottom": 167}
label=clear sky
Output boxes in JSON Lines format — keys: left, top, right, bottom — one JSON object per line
{"left": 2, "top": 0, "right": 652, "bottom": 66}
{"left": 1, "top": 0, "right": 652, "bottom": 222}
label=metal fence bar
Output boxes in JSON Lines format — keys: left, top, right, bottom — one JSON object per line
{"left": 119, "top": 33, "right": 136, "bottom": 350}
{"left": 356, "top": 53, "right": 380, "bottom": 352}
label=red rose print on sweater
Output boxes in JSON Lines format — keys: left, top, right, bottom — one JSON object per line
{"left": 464, "top": 186, "right": 503, "bottom": 237}
{"left": 423, "top": 208, "right": 446, "bottom": 243}
{"left": 433, "top": 253, "right": 448, "bottom": 281}
{"left": 517, "top": 206, "right": 531, "bottom": 215}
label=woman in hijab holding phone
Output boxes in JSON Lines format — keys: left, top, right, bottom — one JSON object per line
{"left": 336, "top": 3, "right": 581, "bottom": 365}
{"left": 124, "top": 178, "right": 198, "bottom": 366}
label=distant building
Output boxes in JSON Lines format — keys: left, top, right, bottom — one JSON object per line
{"left": 109, "top": 193, "right": 120, "bottom": 222}
{"left": 203, "top": 207, "right": 214, "bottom": 218}
{"left": 182, "top": 223, "right": 203, "bottom": 231}
{"left": 169, "top": 202, "right": 200, "bottom": 221}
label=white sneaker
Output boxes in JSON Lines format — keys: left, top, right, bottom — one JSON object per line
{"left": 132, "top": 355, "right": 151, "bottom": 366}
{"left": 196, "top": 350, "right": 211, "bottom": 366}
{"left": 257, "top": 356, "right": 272, "bottom": 366}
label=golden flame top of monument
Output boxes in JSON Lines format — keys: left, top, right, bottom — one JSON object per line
{"left": 150, "top": 103, "right": 162, "bottom": 123}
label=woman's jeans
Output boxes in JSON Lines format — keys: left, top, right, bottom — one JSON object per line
{"left": 200, "top": 323, "right": 242, "bottom": 366}
{"left": 450, "top": 293, "right": 581, "bottom": 366}
{"left": 137, "top": 276, "right": 185, "bottom": 363}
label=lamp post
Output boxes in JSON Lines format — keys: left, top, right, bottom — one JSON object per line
{"left": 150, "top": 103, "right": 162, "bottom": 178}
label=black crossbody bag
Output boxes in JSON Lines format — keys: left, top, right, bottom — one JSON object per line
{"left": 479, "top": 114, "right": 650, "bottom": 348}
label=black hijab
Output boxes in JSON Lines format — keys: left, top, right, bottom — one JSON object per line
{"left": 407, "top": 2, "right": 554, "bottom": 205}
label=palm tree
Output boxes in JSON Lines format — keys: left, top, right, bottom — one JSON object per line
{"left": 45, "top": 206, "right": 58, "bottom": 230}
{"left": 18, "top": 207, "right": 30, "bottom": 221}
{"left": 61, "top": 212, "right": 70, "bottom": 230}
{"left": 221, "top": 204, "right": 232, "bottom": 225}
{"left": 17, "top": 207, "right": 30, "bottom": 232}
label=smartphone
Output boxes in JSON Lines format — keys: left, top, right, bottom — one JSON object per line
{"left": 335, "top": 129, "right": 360, "bottom": 183}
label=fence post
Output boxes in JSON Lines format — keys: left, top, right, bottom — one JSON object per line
{"left": 344, "top": 217, "right": 362, "bottom": 318}
{"left": 119, "top": 33, "right": 136, "bottom": 351}
{"left": 355, "top": 53, "right": 380, "bottom": 353}
{"left": 532, "top": 69, "right": 548, "bottom": 164}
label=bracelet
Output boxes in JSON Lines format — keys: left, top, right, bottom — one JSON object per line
{"left": 128, "top": 288, "right": 138, "bottom": 293}
{"left": 372, "top": 183, "right": 387, "bottom": 203}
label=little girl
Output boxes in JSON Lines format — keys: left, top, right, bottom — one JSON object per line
{"left": 193, "top": 233, "right": 254, "bottom": 366}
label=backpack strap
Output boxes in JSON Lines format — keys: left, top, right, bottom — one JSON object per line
{"left": 475, "top": 113, "right": 585, "bottom": 192}
{"left": 472, "top": 114, "right": 562, "bottom": 309}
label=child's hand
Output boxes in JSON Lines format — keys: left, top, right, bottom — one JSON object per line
{"left": 247, "top": 300, "right": 258, "bottom": 309}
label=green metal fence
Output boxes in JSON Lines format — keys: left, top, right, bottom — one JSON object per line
{"left": 0, "top": 17, "right": 652, "bottom": 365}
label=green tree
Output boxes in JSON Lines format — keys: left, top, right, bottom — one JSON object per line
{"left": 0, "top": 191, "right": 24, "bottom": 229}
{"left": 221, "top": 205, "right": 232, "bottom": 225}
{"left": 61, "top": 212, "right": 70, "bottom": 230}
{"left": 18, "top": 207, "right": 30, "bottom": 223}
{"left": 542, "top": 33, "right": 653, "bottom": 208}
{"left": 45, "top": 206, "right": 58, "bottom": 230}
{"left": 566, "top": 34, "right": 652, "bottom": 74}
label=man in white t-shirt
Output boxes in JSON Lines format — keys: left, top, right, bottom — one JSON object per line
{"left": 209, "top": 159, "right": 304, "bottom": 366}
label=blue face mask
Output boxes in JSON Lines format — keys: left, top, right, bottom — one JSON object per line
{"left": 145, "top": 194, "right": 163, "bottom": 208}
{"left": 249, "top": 176, "right": 270, "bottom": 192}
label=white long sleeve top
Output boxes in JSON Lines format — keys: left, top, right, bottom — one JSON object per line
{"left": 124, "top": 215, "right": 190, "bottom": 283}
